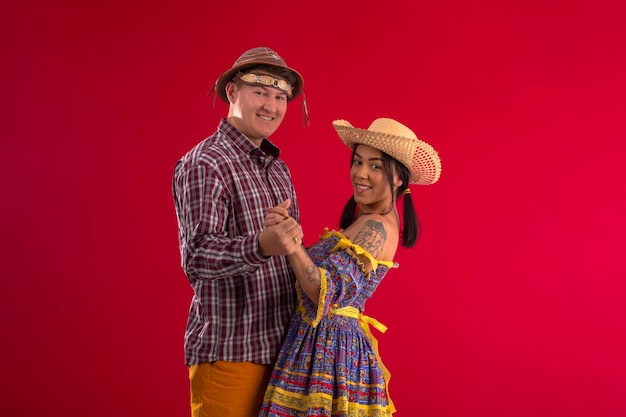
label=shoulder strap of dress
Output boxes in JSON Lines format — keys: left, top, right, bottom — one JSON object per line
{"left": 330, "top": 237, "right": 397, "bottom": 271}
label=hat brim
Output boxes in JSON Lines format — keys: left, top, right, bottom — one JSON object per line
{"left": 215, "top": 61, "right": 303, "bottom": 103}
{"left": 333, "top": 119, "right": 442, "bottom": 185}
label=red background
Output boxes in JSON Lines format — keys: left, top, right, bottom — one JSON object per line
{"left": 2, "top": 1, "right": 625, "bottom": 416}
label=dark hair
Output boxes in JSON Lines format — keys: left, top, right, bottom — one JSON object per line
{"left": 339, "top": 146, "right": 421, "bottom": 247}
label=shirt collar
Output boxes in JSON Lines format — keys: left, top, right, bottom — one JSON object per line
{"left": 218, "top": 118, "right": 281, "bottom": 158}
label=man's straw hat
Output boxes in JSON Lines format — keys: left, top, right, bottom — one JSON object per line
{"left": 333, "top": 118, "right": 442, "bottom": 185}
{"left": 214, "top": 47, "right": 304, "bottom": 103}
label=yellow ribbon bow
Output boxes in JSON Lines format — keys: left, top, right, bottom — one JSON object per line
{"left": 331, "top": 305, "right": 396, "bottom": 414}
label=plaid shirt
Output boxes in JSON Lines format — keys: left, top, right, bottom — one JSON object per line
{"left": 172, "top": 118, "right": 299, "bottom": 365}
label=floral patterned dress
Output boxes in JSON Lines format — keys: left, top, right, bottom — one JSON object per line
{"left": 259, "top": 229, "right": 399, "bottom": 417}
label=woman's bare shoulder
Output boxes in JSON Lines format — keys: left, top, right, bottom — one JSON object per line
{"left": 346, "top": 215, "right": 399, "bottom": 260}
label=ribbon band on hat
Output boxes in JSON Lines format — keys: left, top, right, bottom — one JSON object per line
{"left": 237, "top": 72, "right": 293, "bottom": 98}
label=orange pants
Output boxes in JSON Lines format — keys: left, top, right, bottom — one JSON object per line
{"left": 188, "top": 361, "right": 273, "bottom": 417}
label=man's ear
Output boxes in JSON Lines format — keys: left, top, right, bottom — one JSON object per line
{"left": 225, "top": 82, "right": 237, "bottom": 103}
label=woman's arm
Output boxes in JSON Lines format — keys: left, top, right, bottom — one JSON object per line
{"left": 288, "top": 244, "right": 321, "bottom": 305}
{"left": 264, "top": 203, "right": 320, "bottom": 304}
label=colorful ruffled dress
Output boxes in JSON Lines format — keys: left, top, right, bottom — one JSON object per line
{"left": 259, "top": 229, "right": 399, "bottom": 417}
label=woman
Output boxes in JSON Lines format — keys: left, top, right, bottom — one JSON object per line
{"left": 260, "top": 118, "right": 442, "bottom": 416}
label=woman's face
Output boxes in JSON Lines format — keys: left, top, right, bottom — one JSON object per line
{"left": 350, "top": 144, "right": 399, "bottom": 212}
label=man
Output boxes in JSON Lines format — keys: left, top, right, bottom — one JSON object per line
{"left": 172, "top": 47, "right": 306, "bottom": 417}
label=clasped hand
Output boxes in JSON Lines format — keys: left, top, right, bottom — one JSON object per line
{"left": 258, "top": 199, "right": 303, "bottom": 257}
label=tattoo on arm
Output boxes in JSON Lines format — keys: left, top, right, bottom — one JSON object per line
{"left": 353, "top": 220, "right": 387, "bottom": 258}
{"left": 305, "top": 261, "right": 320, "bottom": 285}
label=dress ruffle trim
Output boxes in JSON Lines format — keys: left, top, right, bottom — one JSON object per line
{"left": 295, "top": 267, "right": 329, "bottom": 328}
{"left": 320, "top": 229, "right": 398, "bottom": 275}
{"left": 266, "top": 385, "right": 394, "bottom": 416}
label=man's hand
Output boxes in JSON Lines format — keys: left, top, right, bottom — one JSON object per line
{"left": 258, "top": 199, "right": 303, "bottom": 257}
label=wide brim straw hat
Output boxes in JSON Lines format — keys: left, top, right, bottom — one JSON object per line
{"left": 214, "top": 47, "right": 304, "bottom": 103}
{"left": 333, "top": 118, "right": 442, "bottom": 185}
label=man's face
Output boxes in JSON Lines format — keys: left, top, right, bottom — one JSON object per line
{"left": 226, "top": 71, "right": 289, "bottom": 145}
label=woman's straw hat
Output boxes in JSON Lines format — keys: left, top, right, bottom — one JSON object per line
{"left": 214, "top": 47, "right": 304, "bottom": 103}
{"left": 333, "top": 118, "right": 442, "bottom": 185}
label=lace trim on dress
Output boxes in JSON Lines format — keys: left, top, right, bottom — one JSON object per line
{"left": 296, "top": 267, "right": 329, "bottom": 328}
{"left": 321, "top": 229, "right": 398, "bottom": 275}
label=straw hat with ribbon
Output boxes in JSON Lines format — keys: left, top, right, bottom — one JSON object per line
{"left": 333, "top": 118, "right": 442, "bottom": 185}
{"left": 213, "top": 47, "right": 304, "bottom": 103}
